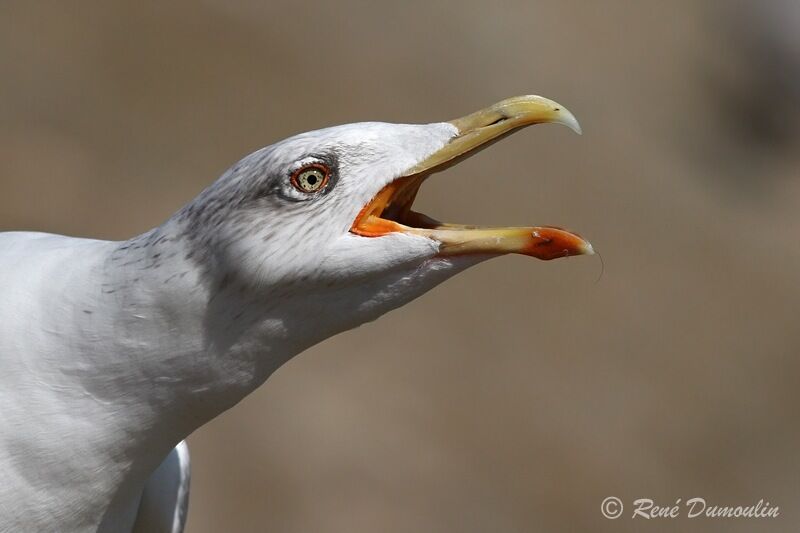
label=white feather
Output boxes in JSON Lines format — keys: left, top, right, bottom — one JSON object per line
{"left": 0, "top": 121, "right": 462, "bottom": 531}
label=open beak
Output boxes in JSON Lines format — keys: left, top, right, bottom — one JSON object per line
{"left": 350, "top": 95, "right": 594, "bottom": 260}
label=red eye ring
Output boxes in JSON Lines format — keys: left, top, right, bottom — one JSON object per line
{"left": 290, "top": 163, "right": 331, "bottom": 193}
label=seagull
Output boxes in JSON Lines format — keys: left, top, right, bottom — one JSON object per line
{"left": 0, "top": 95, "right": 592, "bottom": 532}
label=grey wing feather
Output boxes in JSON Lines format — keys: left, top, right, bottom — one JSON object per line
{"left": 132, "top": 441, "right": 191, "bottom": 533}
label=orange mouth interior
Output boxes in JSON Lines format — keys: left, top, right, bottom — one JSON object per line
{"left": 350, "top": 175, "right": 435, "bottom": 236}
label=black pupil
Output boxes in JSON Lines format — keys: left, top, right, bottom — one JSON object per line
{"left": 306, "top": 173, "right": 318, "bottom": 186}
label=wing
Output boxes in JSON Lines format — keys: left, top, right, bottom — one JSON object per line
{"left": 132, "top": 441, "right": 191, "bottom": 533}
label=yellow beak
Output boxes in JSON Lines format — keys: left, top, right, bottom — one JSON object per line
{"left": 351, "top": 95, "right": 594, "bottom": 260}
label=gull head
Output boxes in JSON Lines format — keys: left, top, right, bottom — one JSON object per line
{"left": 176, "top": 96, "right": 592, "bottom": 330}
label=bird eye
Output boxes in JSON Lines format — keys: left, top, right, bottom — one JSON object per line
{"left": 291, "top": 165, "right": 330, "bottom": 194}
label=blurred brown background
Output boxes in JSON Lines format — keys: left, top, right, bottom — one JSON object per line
{"left": 2, "top": 1, "right": 799, "bottom": 532}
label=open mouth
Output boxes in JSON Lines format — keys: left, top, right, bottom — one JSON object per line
{"left": 350, "top": 95, "right": 594, "bottom": 261}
